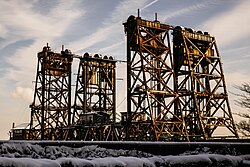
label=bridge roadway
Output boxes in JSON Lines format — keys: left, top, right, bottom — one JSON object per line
{"left": 1, "top": 139, "right": 250, "bottom": 155}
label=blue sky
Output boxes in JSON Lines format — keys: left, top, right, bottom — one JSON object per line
{"left": 1, "top": 0, "right": 250, "bottom": 139}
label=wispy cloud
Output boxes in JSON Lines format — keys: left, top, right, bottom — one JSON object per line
{"left": 199, "top": 1, "right": 250, "bottom": 48}
{"left": 98, "top": 41, "right": 124, "bottom": 55}
{"left": 222, "top": 45, "right": 250, "bottom": 62}
{"left": 141, "top": 0, "right": 159, "bottom": 11}
{"left": 1, "top": 0, "right": 85, "bottom": 84}
{"left": 69, "top": 0, "right": 157, "bottom": 55}
{"left": 162, "top": 0, "right": 218, "bottom": 22}
{"left": 0, "top": 0, "right": 83, "bottom": 40}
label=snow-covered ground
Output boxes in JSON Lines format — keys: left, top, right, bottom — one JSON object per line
{"left": 0, "top": 142, "right": 250, "bottom": 167}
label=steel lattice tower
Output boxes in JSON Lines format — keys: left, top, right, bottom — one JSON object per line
{"left": 71, "top": 53, "right": 119, "bottom": 140}
{"left": 173, "top": 27, "right": 238, "bottom": 140}
{"left": 29, "top": 45, "right": 73, "bottom": 140}
{"left": 124, "top": 15, "right": 189, "bottom": 141}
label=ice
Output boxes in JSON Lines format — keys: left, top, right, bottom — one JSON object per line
{"left": 0, "top": 142, "right": 250, "bottom": 167}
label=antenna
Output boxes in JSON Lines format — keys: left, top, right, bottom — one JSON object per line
{"left": 155, "top": 13, "right": 158, "bottom": 21}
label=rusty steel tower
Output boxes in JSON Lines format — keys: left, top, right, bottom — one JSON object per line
{"left": 173, "top": 27, "right": 238, "bottom": 140}
{"left": 71, "top": 53, "right": 119, "bottom": 140}
{"left": 124, "top": 14, "right": 189, "bottom": 141}
{"left": 29, "top": 44, "right": 73, "bottom": 140}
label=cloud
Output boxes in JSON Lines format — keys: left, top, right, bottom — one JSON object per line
{"left": 199, "top": 1, "right": 250, "bottom": 48}
{"left": 0, "top": 24, "right": 8, "bottom": 39}
{"left": 162, "top": 0, "right": 218, "bottom": 22}
{"left": 226, "top": 71, "right": 250, "bottom": 88}
{"left": 220, "top": 46, "right": 250, "bottom": 69}
{"left": 141, "top": 0, "right": 159, "bottom": 11}
{"left": 0, "top": 0, "right": 85, "bottom": 85}
{"left": 0, "top": 0, "right": 83, "bottom": 40}
{"left": 98, "top": 41, "right": 124, "bottom": 56}
{"left": 11, "top": 86, "right": 33, "bottom": 103}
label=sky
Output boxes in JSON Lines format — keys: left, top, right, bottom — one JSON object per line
{"left": 0, "top": 0, "right": 250, "bottom": 139}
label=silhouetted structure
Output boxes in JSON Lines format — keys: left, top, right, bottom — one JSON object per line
{"left": 71, "top": 53, "right": 120, "bottom": 140}
{"left": 29, "top": 44, "right": 73, "bottom": 140}
{"left": 123, "top": 14, "right": 189, "bottom": 141}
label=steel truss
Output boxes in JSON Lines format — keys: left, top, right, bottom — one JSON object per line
{"left": 173, "top": 27, "right": 238, "bottom": 140}
{"left": 124, "top": 15, "right": 189, "bottom": 141}
{"left": 71, "top": 53, "right": 119, "bottom": 140}
{"left": 29, "top": 45, "right": 73, "bottom": 140}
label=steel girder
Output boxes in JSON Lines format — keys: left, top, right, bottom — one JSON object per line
{"left": 71, "top": 124, "right": 121, "bottom": 141}
{"left": 173, "top": 27, "right": 238, "bottom": 140}
{"left": 29, "top": 45, "right": 73, "bottom": 140}
{"left": 124, "top": 15, "right": 189, "bottom": 141}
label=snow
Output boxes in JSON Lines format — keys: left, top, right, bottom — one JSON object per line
{"left": 0, "top": 142, "right": 250, "bottom": 167}
{"left": 0, "top": 157, "right": 60, "bottom": 167}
